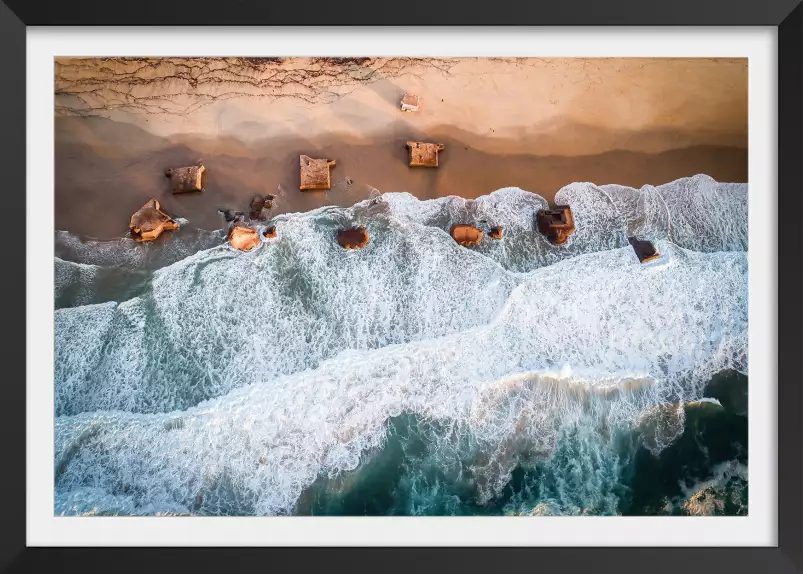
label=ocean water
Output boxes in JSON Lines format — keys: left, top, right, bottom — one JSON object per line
{"left": 53, "top": 174, "right": 748, "bottom": 516}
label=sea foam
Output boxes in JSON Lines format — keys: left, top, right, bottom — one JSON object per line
{"left": 53, "top": 175, "right": 748, "bottom": 516}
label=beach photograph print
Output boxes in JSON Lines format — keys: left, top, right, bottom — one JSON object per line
{"left": 54, "top": 57, "right": 748, "bottom": 517}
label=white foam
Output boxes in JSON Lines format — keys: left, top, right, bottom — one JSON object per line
{"left": 376, "top": 175, "right": 746, "bottom": 272}
{"left": 54, "top": 242, "right": 747, "bottom": 515}
{"left": 53, "top": 176, "right": 748, "bottom": 514}
{"left": 55, "top": 302, "right": 118, "bottom": 414}
{"left": 55, "top": 213, "right": 523, "bottom": 415}
{"left": 596, "top": 174, "right": 749, "bottom": 252}
{"left": 55, "top": 486, "right": 191, "bottom": 517}
{"left": 55, "top": 257, "right": 100, "bottom": 307}
{"left": 54, "top": 228, "right": 225, "bottom": 270}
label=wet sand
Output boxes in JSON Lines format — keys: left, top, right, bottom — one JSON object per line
{"left": 54, "top": 57, "right": 748, "bottom": 239}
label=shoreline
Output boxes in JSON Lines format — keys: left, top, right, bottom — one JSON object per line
{"left": 54, "top": 162, "right": 747, "bottom": 242}
{"left": 54, "top": 57, "right": 748, "bottom": 239}
{"left": 55, "top": 116, "right": 747, "bottom": 239}
{"left": 53, "top": 57, "right": 750, "bottom": 518}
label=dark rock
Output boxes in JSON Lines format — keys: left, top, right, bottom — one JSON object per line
{"left": 218, "top": 208, "right": 246, "bottom": 224}
{"left": 536, "top": 206, "right": 575, "bottom": 246}
{"left": 703, "top": 370, "right": 748, "bottom": 416}
{"left": 218, "top": 208, "right": 236, "bottom": 223}
{"left": 249, "top": 194, "right": 267, "bottom": 219}
{"left": 628, "top": 237, "right": 661, "bottom": 263}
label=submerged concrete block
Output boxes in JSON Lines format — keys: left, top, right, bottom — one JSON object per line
{"left": 536, "top": 206, "right": 575, "bottom": 246}
{"left": 629, "top": 237, "right": 661, "bottom": 263}
{"left": 337, "top": 226, "right": 370, "bottom": 249}
{"left": 228, "top": 225, "right": 260, "bottom": 251}
{"left": 450, "top": 224, "right": 483, "bottom": 246}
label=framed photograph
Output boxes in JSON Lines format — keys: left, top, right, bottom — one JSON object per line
{"left": 2, "top": 0, "right": 800, "bottom": 572}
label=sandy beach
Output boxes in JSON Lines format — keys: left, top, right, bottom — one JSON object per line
{"left": 53, "top": 57, "right": 750, "bottom": 518}
{"left": 54, "top": 57, "right": 748, "bottom": 239}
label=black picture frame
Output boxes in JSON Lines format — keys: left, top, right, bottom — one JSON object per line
{"left": 1, "top": 1, "right": 800, "bottom": 572}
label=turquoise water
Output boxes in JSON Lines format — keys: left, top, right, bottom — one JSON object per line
{"left": 302, "top": 371, "right": 747, "bottom": 516}
{"left": 53, "top": 175, "right": 748, "bottom": 516}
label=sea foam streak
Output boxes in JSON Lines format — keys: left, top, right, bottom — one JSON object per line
{"left": 54, "top": 175, "right": 748, "bottom": 516}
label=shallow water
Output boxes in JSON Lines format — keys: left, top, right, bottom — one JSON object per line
{"left": 53, "top": 175, "right": 748, "bottom": 516}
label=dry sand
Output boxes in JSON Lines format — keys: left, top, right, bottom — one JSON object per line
{"left": 54, "top": 57, "right": 748, "bottom": 239}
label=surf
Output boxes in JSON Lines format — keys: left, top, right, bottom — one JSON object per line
{"left": 53, "top": 175, "right": 748, "bottom": 516}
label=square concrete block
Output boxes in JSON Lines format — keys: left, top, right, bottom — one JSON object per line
{"left": 407, "top": 142, "right": 444, "bottom": 167}
{"left": 165, "top": 165, "right": 205, "bottom": 194}
{"left": 300, "top": 155, "right": 336, "bottom": 191}
{"left": 400, "top": 92, "right": 420, "bottom": 112}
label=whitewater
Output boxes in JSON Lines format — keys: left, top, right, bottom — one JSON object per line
{"left": 53, "top": 174, "right": 748, "bottom": 516}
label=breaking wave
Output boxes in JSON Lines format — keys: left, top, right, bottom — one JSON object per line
{"left": 53, "top": 175, "right": 748, "bottom": 516}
